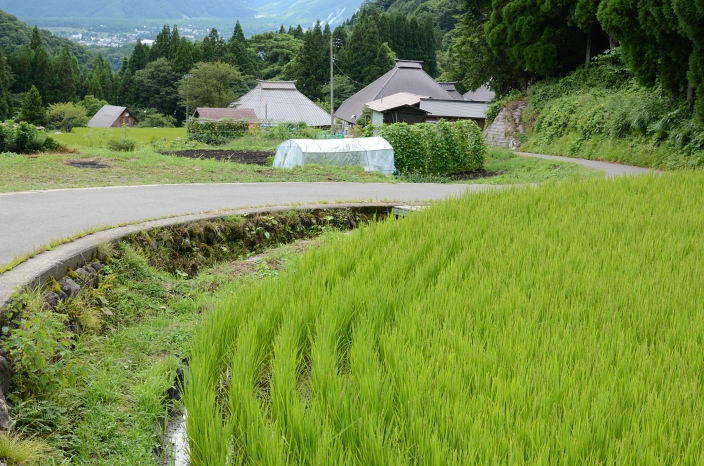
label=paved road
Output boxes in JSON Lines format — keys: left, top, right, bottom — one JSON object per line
{"left": 514, "top": 151, "right": 655, "bottom": 177}
{"left": 0, "top": 152, "right": 657, "bottom": 267}
{"left": 0, "top": 182, "right": 485, "bottom": 266}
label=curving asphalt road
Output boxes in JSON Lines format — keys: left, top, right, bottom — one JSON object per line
{"left": 0, "top": 182, "right": 486, "bottom": 266}
{"left": 0, "top": 152, "right": 655, "bottom": 268}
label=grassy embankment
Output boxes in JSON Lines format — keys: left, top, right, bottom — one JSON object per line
{"left": 517, "top": 49, "right": 704, "bottom": 169}
{"left": 186, "top": 171, "right": 704, "bottom": 464}
{"left": 4, "top": 211, "right": 351, "bottom": 463}
{"left": 0, "top": 127, "right": 597, "bottom": 193}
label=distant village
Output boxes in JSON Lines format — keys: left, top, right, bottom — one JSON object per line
{"left": 47, "top": 25, "right": 210, "bottom": 48}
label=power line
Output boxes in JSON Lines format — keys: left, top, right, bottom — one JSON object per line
{"left": 333, "top": 60, "right": 364, "bottom": 86}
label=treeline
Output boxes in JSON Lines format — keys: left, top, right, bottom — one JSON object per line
{"left": 0, "top": 6, "right": 442, "bottom": 127}
{"left": 444, "top": 0, "right": 704, "bottom": 117}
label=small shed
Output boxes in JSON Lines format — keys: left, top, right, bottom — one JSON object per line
{"left": 87, "top": 105, "right": 138, "bottom": 128}
{"left": 193, "top": 107, "right": 259, "bottom": 126}
{"left": 273, "top": 137, "right": 395, "bottom": 174}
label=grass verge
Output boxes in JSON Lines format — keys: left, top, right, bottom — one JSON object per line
{"left": 521, "top": 133, "right": 681, "bottom": 169}
{"left": 0, "top": 147, "right": 599, "bottom": 193}
{"left": 186, "top": 171, "right": 704, "bottom": 464}
{"left": 3, "top": 212, "right": 346, "bottom": 463}
{"left": 0, "top": 148, "right": 392, "bottom": 193}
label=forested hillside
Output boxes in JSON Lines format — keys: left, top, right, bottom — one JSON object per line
{"left": 428, "top": 0, "right": 704, "bottom": 168}
{"left": 0, "top": 10, "right": 91, "bottom": 65}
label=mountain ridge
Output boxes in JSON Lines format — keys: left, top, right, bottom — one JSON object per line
{"left": 0, "top": 0, "right": 362, "bottom": 31}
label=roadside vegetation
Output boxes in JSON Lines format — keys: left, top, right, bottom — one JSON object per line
{"left": 187, "top": 171, "right": 704, "bottom": 464}
{"left": 519, "top": 49, "right": 704, "bottom": 169}
{"left": 2, "top": 211, "right": 360, "bottom": 463}
{"left": 0, "top": 145, "right": 597, "bottom": 193}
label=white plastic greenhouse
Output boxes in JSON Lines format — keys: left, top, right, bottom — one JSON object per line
{"left": 273, "top": 137, "right": 396, "bottom": 174}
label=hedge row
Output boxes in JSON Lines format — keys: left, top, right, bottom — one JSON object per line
{"left": 364, "top": 120, "right": 486, "bottom": 175}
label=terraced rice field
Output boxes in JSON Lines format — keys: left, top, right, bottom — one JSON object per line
{"left": 186, "top": 172, "right": 704, "bottom": 465}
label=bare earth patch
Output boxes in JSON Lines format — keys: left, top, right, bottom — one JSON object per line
{"left": 164, "top": 150, "right": 274, "bottom": 165}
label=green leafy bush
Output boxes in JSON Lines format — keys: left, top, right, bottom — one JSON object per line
{"left": 107, "top": 126, "right": 137, "bottom": 152}
{"left": 364, "top": 120, "right": 486, "bottom": 175}
{"left": 4, "top": 309, "right": 74, "bottom": 398}
{"left": 137, "top": 111, "right": 177, "bottom": 128}
{"left": 260, "top": 121, "right": 321, "bottom": 140}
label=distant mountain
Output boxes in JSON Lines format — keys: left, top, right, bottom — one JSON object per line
{"left": 0, "top": 0, "right": 362, "bottom": 30}
{"left": 0, "top": 10, "right": 92, "bottom": 65}
{"left": 0, "top": 0, "right": 253, "bottom": 21}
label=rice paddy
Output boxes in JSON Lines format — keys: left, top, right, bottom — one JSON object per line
{"left": 185, "top": 172, "right": 704, "bottom": 465}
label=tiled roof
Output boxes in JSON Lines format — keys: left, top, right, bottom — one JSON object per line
{"left": 193, "top": 107, "right": 258, "bottom": 122}
{"left": 231, "top": 80, "right": 331, "bottom": 127}
{"left": 335, "top": 60, "right": 454, "bottom": 123}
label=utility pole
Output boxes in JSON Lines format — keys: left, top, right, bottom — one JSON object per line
{"left": 330, "top": 33, "right": 334, "bottom": 133}
{"left": 183, "top": 74, "right": 192, "bottom": 124}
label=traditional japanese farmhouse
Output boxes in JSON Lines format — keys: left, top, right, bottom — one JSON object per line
{"left": 230, "top": 80, "right": 331, "bottom": 127}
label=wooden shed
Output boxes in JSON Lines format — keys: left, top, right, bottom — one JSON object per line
{"left": 87, "top": 105, "right": 139, "bottom": 128}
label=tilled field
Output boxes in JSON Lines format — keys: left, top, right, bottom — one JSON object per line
{"left": 165, "top": 150, "right": 274, "bottom": 165}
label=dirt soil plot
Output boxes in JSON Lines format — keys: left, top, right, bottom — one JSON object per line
{"left": 449, "top": 169, "right": 505, "bottom": 181}
{"left": 165, "top": 150, "right": 274, "bottom": 165}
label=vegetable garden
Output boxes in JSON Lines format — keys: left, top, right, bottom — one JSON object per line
{"left": 363, "top": 120, "right": 485, "bottom": 176}
{"left": 186, "top": 171, "right": 704, "bottom": 464}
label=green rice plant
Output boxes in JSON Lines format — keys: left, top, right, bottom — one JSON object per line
{"left": 186, "top": 172, "right": 704, "bottom": 465}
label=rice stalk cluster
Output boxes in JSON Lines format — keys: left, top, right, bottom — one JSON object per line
{"left": 186, "top": 172, "right": 704, "bottom": 465}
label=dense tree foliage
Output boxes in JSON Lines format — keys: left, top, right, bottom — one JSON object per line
{"left": 439, "top": 0, "right": 704, "bottom": 118}
{"left": 46, "top": 102, "right": 88, "bottom": 132}
{"left": 0, "top": 48, "right": 11, "bottom": 119}
{"left": 20, "top": 85, "right": 46, "bottom": 125}
{"left": 133, "top": 57, "right": 179, "bottom": 117}
{"left": 177, "top": 61, "right": 249, "bottom": 109}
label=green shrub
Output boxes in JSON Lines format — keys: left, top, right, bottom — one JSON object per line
{"left": 137, "top": 111, "right": 177, "bottom": 128}
{"left": 4, "top": 308, "right": 74, "bottom": 398}
{"left": 260, "top": 121, "right": 322, "bottom": 140}
{"left": 365, "top": 120, "right": 486, "bottom": 175}
{"left": 107, "top": 126, "right": 137, "bottom": 152}
{"left": 12, "top": 122, "right": 46, "bottom": 154}
{"left": 42, "top": 136, "right": 66, "bottom": 152}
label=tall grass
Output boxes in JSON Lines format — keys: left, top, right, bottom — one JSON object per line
{"left": 186, "top": 172, "right": 704, "bottom": 464}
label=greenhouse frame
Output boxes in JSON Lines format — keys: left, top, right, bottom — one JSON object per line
{"left": 273, "top": 137, "right": 396, "bottom": 174}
